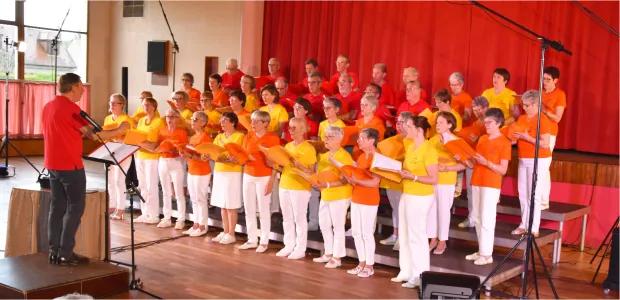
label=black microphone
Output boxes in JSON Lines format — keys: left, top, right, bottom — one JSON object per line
{"left": 79, "top": 110, "right": 102, "bottom": 132}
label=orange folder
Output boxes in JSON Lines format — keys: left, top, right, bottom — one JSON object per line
{"left": 238, "top": 114, "right": 252, "bottom": 131}
{"left": 308, "top": 140, "right": 328, "bottom": 153}
{"left": 443, "top": 138, "right": 477, "bottom": 163}
{"left": 224, "top": 143, "right": 250, "bottom": 164}
{"left": 262, "top": 145, "right": 292, "bottom": 167}
{"left": 501, "top": 123, "right": 527, "bottom": 142}
{"left": 123, "top": 129, "right": 147, "bottom": 145}
{"left": 340, "top": 165, "right": 373, "bottom": 180}
{"left": 377, "top": 135, "right": 405, "bottom": 160}
{"left": 191, "top": 143, "right": 225, "bottom": 158}
{"left": 215, "top": 106, "right": 233, "bottom": 113}
{"left": 292, "top": 168, "right": 341, "bottom": 186}
{"left": 102, "top": 123, "right": 119, "bottom": 131}
{"left": 341, "top": 126, "right": 359, "bottom": 146}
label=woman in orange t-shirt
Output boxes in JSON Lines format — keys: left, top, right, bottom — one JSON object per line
{"left": 181, "top": 111, "right": 212, "bottom": 237}
{"left": 209, "top": 73, "right": 229, "bottom": 108}
{"left": 353, "top": 95, "right": 386, "bottom": 159}
{"left": 466, "top": 108, "right": 511, "bottom": 266}
{"left": 341, "top": 128, "right": 381, "bottom": 278}
{"left": 229, "top": 90, "right": 250, "bottom": 133}
{"left": 238, "top": 110, "right": 281, "bottom": 253}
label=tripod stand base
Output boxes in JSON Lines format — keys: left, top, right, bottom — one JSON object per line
{"left": 0, "top": 164, "right": 15, "bottom": 177}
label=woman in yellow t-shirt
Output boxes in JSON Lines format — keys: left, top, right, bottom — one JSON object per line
{"left": 209, "top": 112, "right": 245, "bottom": 245}
{"left": 259, "top": 84, "right": 289, "bottom": 137}
{"left": 311, "top": 125, "right": 354, "bottom": 269}
{"left": 103, "top": 93, "right": 134, "bottom": 220}
{"left": 428, "top": 112, "right": 467, "bottom": 255}
{"left": 393, "top": 115, "right": 438, "bottom": 289}
{"left": 275, "top": 117, "right": 317, "bottom": 259}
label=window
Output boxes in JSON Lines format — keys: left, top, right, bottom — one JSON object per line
{"left": 0, "top": 25, "right": 18, "bottom": 79}
{"left": 123, "top": 1, "right": 145, "bottom": 18}
{"left": 0, "top": 0, "right": 88, "bottom": 81}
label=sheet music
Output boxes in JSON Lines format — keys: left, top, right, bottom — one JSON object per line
{"left": 87, "top": 142, "right": 139, "bottom": 164}
{"left": 371, "top": 152, "right": 402, "bottom": 172}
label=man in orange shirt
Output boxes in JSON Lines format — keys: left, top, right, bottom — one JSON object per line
{"left": 326, "top": 54, "right": 359, "bottom": 95}
{"left": 208, "top": 73, "right": 229, "bottom": 108}
{"left": 540, "top": 66, "right": 566, "bottom": 209}
{"left": 221, "top": 58, "right": 245, "bottom": 91}
{"left": 371, "top": 63, "right": 396, "bottom": 108}
{"left": 256, "top": 57, "right": 282, "bottom": 91}
{"left": 448, "top": 72, "right": 473, "bottom": 126}
{"left": 303, "top": 71, "right": 327, "bottom": 122}
{"left": 181, "top": 73, "right": 201, "bottom": 111}
{"left": 275, "top": 77, "right": 298, "bottom": 115}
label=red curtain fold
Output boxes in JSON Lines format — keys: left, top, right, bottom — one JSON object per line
{"left": 262, "top": 1, "right": 619, "bottom": 155}
{"left": 0, "top": 81, "right": 90, "bottom": 136}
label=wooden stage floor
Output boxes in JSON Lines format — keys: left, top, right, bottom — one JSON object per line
{"left": 0, "top": 157, "right": 617, "bottom": 299}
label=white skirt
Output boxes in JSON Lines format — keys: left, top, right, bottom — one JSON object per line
{"left": 211, "top": 171, "right": 243, "bottom": 209}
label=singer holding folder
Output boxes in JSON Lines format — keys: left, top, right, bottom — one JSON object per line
{"left": 42, "top": 73, "right": 128, "bottom": 266}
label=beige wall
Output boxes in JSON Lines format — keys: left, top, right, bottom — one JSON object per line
{"left": 87, "top": 1, "right": 264, "bottom": 121}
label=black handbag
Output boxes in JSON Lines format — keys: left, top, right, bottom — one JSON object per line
{"left": 37, "top": 168, "right": 51, "bottom": 189}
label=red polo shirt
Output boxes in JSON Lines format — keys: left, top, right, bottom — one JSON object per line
{"left": 327, "top": 71, "right": 359, "bottom": 95}
{"left": 221, "top": 70, "right": 245, "bottom": 91}
{"left": 397, "top": 99, "right": 430, "bottom": 116}
{"left": 279, "top": 92, "right": 298, "bottom": 113}
{"left": 42, "top": 95, "right": 89, "bottom": 170}
{"left": 335, "top": 91, "right": 362, "bottom": 116}
{"left": 303, "top": 92, "right": 326, "bottom": 121}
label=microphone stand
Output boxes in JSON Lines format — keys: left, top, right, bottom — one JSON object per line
{"left": 84, "top": 121, "right": 161, "bottom": 299}
{"left": 469, "top": 1, "right": 570, "bottom": 298}
{"left": 51, "top": 8, "right": 71, "bottom": 86}
{"left": 158, "top": 0, "right": 179, "bottom": 92}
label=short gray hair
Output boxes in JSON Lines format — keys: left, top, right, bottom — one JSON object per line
{"left": 326, "top": 126, "right": 343, "bottom": 139}
{"left": 521, "top": 89, "right": 540, "bottom": 104}
{"left": 472, "top": 96, "right": 489, "bottom": 108}
{"left": 449, "top": 72, "right": 465, "bottom": 84}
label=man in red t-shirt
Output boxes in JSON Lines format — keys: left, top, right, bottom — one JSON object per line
{"left": 397, "top": 80, "right": 430, "bottom": 116}
{"left": 371, "top": 63, "right": 396, "bottom": 108}
{"left": 256, "top": 57, "right": 282, "bottom": 91}
{"left": 335, "top": 73, "right": 363, "bottom": 123}
{"left": 326, "top": 54, "right": 359, "bottom": 95}
{"left": 221, "top": 58, "right": 245, "bottom": 91}
{"left": 275, "top": 77, "right": 297, "bottom": 115}
{"left": 396, "top": 67, "right": 428, "bottom": 106}
{"left": 303, "top": 71, "right": 326, "bottom": 122}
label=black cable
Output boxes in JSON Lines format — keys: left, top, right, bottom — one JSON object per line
{"left": 571, "top": 1, "right": 620, "bottom": 38}
{"left": 110, "top": 235, "right": 189, "bottom": 253}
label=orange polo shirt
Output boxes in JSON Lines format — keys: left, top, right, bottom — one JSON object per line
{"left": 186, "top": 87, "right": 201, "bottom": 111}
{"left": 471, "top": 134, "right": 512, "bottom": 189}
{"left": 542, "top": 88, "right": 566, "bottom": 136}
{"left": 187, "top": 132, "right": 212, "bottom": 175}
{"left": 243, "top": 131, "right": 281, "bottom": 177}
{"left": 457, "top": 120, "right": 486, "bottom": 148}
{"left": 353, "top": 116, "right": 386, "bottom": 159}
{"left": 158, "top": 126, "right": 189, "bottom": 158}
{"left": 351, "top": 152, "right": 380, "bottom": 206}
{"left": 212, "top": 89, "right": 229, "bottom": 108}
{"left": 450, "top": 91, "right": 473, "bottom": 119}
{"left": 515, "top": 114, "right": 554, "bottom": 159}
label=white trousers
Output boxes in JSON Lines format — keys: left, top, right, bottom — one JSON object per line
{"left": 279, "top": 188, "right": 311, "bottom": 254}
{"left": 318, "top": 199, "right": 350, "bottom": 258}
{"left": 159, "top": 157, "right": 187, "bottom": 221}
{"left": 398, "top": 193, "right": 433, "bottom": 282}
{"left": 242, "top": 174, "right": 272, "bottom": 245}
{"left": 108, "top": 158, "right": 132, "bottom": 209}
{"left": 135, "top": 157, "right": 160, "bottom": 219}
{"left": 386, "top": 189, "right": 402, "bottom": 229}
{"left": 472, "top": 186, "right": 500, "bottom": 257}
{"left": 188, "top": 173, "right": 211, "bottom": 226}
{"left": 308, "top": 188, "right": 320, "bottom": 225}
{"left": 427, "top": 184, "right": 456, "bottom": 241}
{"left": 465, "top": 168, "right": 475, "bottom": 223}
{"left": 518, "top": 157, "right": 551, "bottom": 233}
{"left": 542, "top": 135, "right": 556, "bottom": 207}
{"left": 351, "top": 202, "right": 378, "bottom": 265}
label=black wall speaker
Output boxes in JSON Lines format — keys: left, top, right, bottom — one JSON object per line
{"left": 420, "top": 271, "right": 481, "bottom": 299}
{"left": 122, "top": 67, "right": 128, "bottom": 105}
{"left": 147, "top": 41, "right": 168, "bottom": 73}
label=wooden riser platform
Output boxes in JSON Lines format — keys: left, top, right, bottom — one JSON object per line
{"left": 0, "top": 253, "right": 129, "bottom": 299}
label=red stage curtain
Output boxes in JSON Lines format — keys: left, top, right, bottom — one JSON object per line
{"left": 0, "top": 81, "right": 91, "bottom": 136}
{"left": 262, "top": 1, "right": 619, "bottom": 155}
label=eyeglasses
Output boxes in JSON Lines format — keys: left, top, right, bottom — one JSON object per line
{"left": 308, "top": 81, "right": 321, "bottom": 84}
{"left": 181, "top": 78, "right": 191, "bottom": 82}
{"left": 323, "top": 106, "right": 334, "bottom": 111}
{"left": 289, "top": 126, "right": 297, "bottom": 130}
{"left": 109, "top": 102, "right": 123, "bottom": 105}
{"left": 293, "top": 105, "right": 306, "bottom": 111}
{"left": 191, "top": 118, "right": 200, "bottom": 122}
{"left": 166, "top": 115, "right": 179, "bottom": 118}
{"left": 172, "top": 97, "right": 182, "bottom": 100}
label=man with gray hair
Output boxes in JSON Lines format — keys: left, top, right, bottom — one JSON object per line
{"left": 371, "top": 63, "right": 396, "bottom": 107}
{"left": 256, "top": 57, "right": 282, "bottom": 91}
{"left": 221, "top": 58, "right": 245, "bottom": 91}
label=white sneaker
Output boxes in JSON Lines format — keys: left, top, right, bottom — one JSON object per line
{"left": 144, "top": 217, "right": 161, "bottom": 224}
{"left": 345, "top": 228, "right": 353, "bottom": 237}
{"left": 211, "top": 232, "right": 225, "bottom": 243}
{"left": 256, "top": 244, "right": 268, "bottom": 253}
{"left": 324, "top": 258, "right": 341, "bottom": 269}
{"left": 133, "top": 215, "right": 148, "bottom": 223}
{"left": 287, "top": 252, "right": 305, "bottom": 260}
{"left": 182, "top": 227, "right": 196, "bottom": 235}
{"left": 238, "top": 241, "right": 258, "bottom": 250}
{"left": 541, "top": 203, "right": 550, "bottom": 210}
{"left": 458, "top": 219, "right": 474, "bottom": 228}
{"left": 380, "top": 234, "right": 398, "bottom": 245}
{"left": 276, "top": 247, "right": 294, "bottom": 257}
{"left": 157, "top": 219, "right": 172, "bottom": 228}
{"left": 393, "top": 240, "right": 400, "bottom": 251}
{"left": 190, "top": 228, "right": 207, "bottom": 237}
{"left": 175, "top": 220, "right": 186, "bottom": 230}
{"left": 474, "top": 256, "right": 493, "bottom": 265}
{"left": 402, "top": 281, "right": 418, "bottom": 289}
{"left": 465, "top": 252, "right": 480, "bottom": 261}
{"left": 391, "top": 274, "right": 408, "bottom": 283}
{"left": 219, "top": 234, "right": 236, "bottom": 245}
{"left": 312, "top": 255, "right": 331, "bottom": 263}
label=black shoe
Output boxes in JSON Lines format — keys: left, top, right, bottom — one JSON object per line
{"left": 48, "top": 251, "right": 59, "bottom": 265}
{"left": 58, "top": 253, "right": 90, "bottom": 266}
